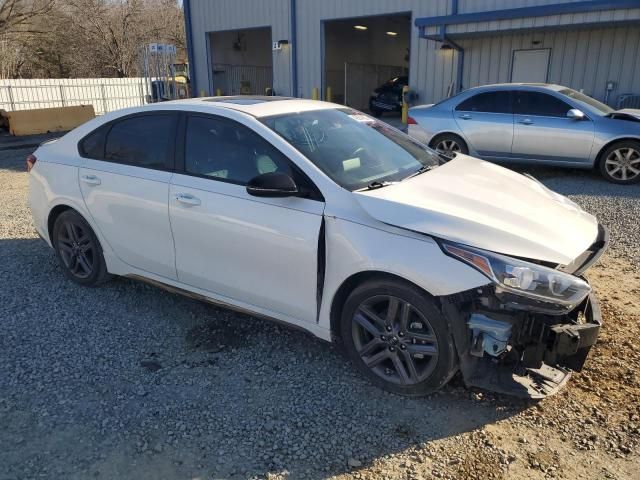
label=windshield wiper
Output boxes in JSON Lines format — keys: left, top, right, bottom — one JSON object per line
{"left": 403, "top": 164, "right": 436, "bottom": 180}
{"left": 355, "top": 181, "right": 395, "bottom": 191}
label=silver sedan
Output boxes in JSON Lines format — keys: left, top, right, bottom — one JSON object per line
{"left": 408, "top": 83, "right": 640, "bottom": 184}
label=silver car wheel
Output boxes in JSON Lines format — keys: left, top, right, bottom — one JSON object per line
{"left": 605, "top": 147, "right": 640, "bottom": 181}
{"left": 435, "top": 139, "right": 461, "bottom": 159}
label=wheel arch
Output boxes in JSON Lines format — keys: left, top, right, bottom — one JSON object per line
{"left": 47, "top": 204, "right": 74, "bottom": 244}
{"left": 428, "top": 131, "right": 469, "bottom": 150}
{"left": 47, "top": 203, "right": 106, "bottom": 254}
{"left": 329, "top": 270, "right": 438, "bottom": 343}
{"left": 594, "top": 136, "right": 640, "bottom": 168}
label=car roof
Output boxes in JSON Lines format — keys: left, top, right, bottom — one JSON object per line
{"left": 466, "top": 83, "right": 566, "bottom": 92}
{"left": 158, "top": 96, "right": 340, "bottom": 117}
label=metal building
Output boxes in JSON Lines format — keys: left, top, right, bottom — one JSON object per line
{"left": 185, "top": 0, "right": 640, "bottom": 109}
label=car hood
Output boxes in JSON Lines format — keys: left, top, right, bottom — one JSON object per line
{"left": 608, "top": 108, "right": 640, "bottom": 121}
{"left": 353, "top": 155, "right": 598, "bottom": 265}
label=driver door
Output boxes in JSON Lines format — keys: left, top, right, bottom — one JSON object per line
{"left": 512, "top": 90, "right": 595, "bottom": 163}
{"left": 169, "top": 113, "right": 325, "bottom": 324}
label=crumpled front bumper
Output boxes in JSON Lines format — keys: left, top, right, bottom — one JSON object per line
{"left": 442, "top": 290, "right": 603, "bottom": 399}
{"left": 544, "top": 293, "right": 601, "bottom": 372}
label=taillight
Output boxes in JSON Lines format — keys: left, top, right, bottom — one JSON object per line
{"left": 26, "top": 154, "right": 37, "bottom": 172}
{"left": 407, "top": 116, "right": 417, "bottom": 125}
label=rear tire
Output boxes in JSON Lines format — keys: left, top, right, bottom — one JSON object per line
{"left": 598, "top": 140, "right": 640, "bottom": 184}
{"left": 340, "top": 278, "right": 457, "bottom": 396}
{"left": 52, "top": 210, "right": 111, "bottom": 286}
{"left": 430, "top": 133, "right": 468, "bottom": 160}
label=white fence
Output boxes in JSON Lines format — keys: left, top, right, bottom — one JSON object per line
{"left": 0, "top": 78, "right": 148, "bottom": 115}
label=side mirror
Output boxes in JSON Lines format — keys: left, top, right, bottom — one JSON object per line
{"left": 567, "top": 108, "right": 585, "bottom": 120}
{"left": 246, "top": 172, "right": 298, "bottom": 197}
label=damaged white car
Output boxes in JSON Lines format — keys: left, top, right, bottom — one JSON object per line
{"left": 28, "top": 97, "right": 607, "bottom": 398}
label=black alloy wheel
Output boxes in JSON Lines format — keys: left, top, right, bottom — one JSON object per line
{"left": 351, "top": 295, "right": 439, "bottom": 386}
{"left": 341, "top": 278, "right": 457, "bottom": 396}
{"left": 53, "top": 210, "right": 111, "bottom": 286}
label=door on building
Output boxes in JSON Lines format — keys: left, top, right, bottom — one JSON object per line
{"left": 511, "top": 49, "right": 550, "bottom": 83}
{"left": 323, "top": 14, "right": 411, "bottom": 113}
{"left": 209, "top": 27, "right": 274, "bottom": 96}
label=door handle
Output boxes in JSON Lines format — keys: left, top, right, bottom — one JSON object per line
{"left": 175, "top": 193, "right": 201, "bottom": 206}
{"left": 458, "top": 113, "right": 472, "bottom": 120}
{"left": 518, "top": 118, "right": 534, "bottom": 125}
{"left": 80, "top": 174, "right": 101, "bottom": 186}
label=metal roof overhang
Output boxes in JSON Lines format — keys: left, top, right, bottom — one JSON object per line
{"left": 416, "top": 0, "right": 640, "bottom": 40}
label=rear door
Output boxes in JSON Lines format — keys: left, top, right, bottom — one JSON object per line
{"left": 512, "top": 90, "right": 595, "bottom": 163}
{"left": 168, "top": 113, "right": 324, "bottom": 323}
{"left": 78, "top": 112, "right": 178, "bottom": 280}
{"left": 453, "top": 91, "right": 514, "bottom": 160}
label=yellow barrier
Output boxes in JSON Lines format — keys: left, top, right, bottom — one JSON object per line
{"left": 216, "top": 88, "right": 222, "bottom": 96}
{"left": 326, "top": 87, "right": 332, "bottom": 103}
{"left": 402, "top": 85, "right": 409, "bottom": 125}
{"left": 6, "top": 105, "right": 95, "bottom": 136}
{"left": 312, "top": 87, "right": 319, "bottom": 101}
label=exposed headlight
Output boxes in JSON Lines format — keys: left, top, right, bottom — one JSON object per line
{"left": 441, "top": 241, "right": 591, "bottom": 312}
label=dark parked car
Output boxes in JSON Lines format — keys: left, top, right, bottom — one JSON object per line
{"left": 369, "top": 75, "right": 408, "bottom": 117}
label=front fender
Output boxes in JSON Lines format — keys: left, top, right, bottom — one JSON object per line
{"left": 317, "top": 216, "right": 490, "bottom": 333}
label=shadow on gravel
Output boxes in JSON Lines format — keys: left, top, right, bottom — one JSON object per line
{"left": 1, "top": 239, "right": 531, "bottom": 480}
{"left": 172, "top": 316, "right": 531, "bottom": 480}
{"left": 0, "top": 150, "right": 31, "bottom": 172}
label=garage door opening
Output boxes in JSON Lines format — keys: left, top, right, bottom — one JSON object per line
{"left": 323, "top": 13, "right": 410, "bottom": 114}
{"left": 209, "top": 27, "right": 273, "bottom": 96}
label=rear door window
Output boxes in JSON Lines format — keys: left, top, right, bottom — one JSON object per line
{"left": 455, "top": 91, "right": 512, "bottom": 113}
{"left": 104, "top": 114, "right": 176, "bottom": 169}
{"left": 514, "top": 91, "right": 572, "bottom": 117}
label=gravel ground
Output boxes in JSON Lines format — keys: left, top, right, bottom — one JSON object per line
{"left": 1, "top": 147, "right": 638, "bottom": 480}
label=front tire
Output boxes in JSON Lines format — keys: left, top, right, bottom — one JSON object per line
{"left": 52, "top": 210, "right": 111, "bottom": 286}
{"left": 598, "top": 140, "right": 640, "bottom": 184}
{"left": 340, "top": 278, "right": 457, "bottom": 396}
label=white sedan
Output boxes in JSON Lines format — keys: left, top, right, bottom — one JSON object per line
{"left": 28, "top": 97, "right": 607, "bottom": 398}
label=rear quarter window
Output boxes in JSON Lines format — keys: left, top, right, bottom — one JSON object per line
{"left": 78, "top": 127, "right": 106, "bottom": 159}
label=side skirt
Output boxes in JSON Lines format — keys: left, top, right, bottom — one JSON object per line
{"left": 124, "top": 273, "right": 333, "bottom": 341}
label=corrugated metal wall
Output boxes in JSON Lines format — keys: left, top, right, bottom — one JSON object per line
{"left": 458, "top": 0, "right": 584, "bottom": 13}
{"left": 188, "top": 0, "right": 291, "bottom": 96}
{"left": 458, "top": 25, "right": 640, "bottom": 104}
{"left": 189, "top": 0, "right": 640, "bottom": 105}
{"left": 445, "top": 7, "right": 640, "bottom": 35}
